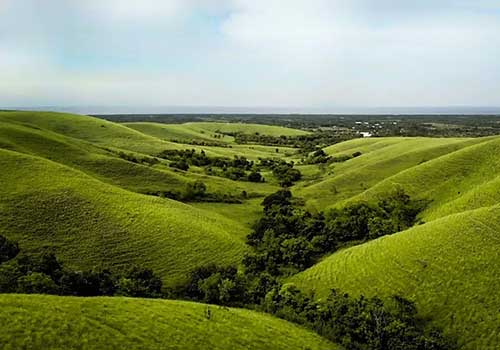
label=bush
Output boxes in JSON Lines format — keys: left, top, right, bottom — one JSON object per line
{"left": 17, "top": 272, "right": 59, "bottom": 294}
{"left": 116, "top": 266, "right": 162, "bottom": 298}
{"left": 170, "top": 159, "right": 190, "bottom": 171}
{"left": 0, "top": 234, "right": 19, "bottom": 263}
{"left": 247, "top": 171, "right": 263, "bottom": 182}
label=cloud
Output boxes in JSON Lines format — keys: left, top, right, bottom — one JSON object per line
{"left": 78, "top": 0, "right": 187, "bottom": 21}
{"left": 0, "top": 0, "right": 499, "bottom": 108}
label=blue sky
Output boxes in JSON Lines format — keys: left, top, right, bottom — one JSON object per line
{"left": 1, "top": 0, "right": 500, "bottom": 110}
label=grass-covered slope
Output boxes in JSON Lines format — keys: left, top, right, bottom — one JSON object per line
{"left": 0, "top": 149, "right": 247, "bottom": 286}
{"left": 0, "top": 112, "right": 280, "bottom": 198}
{"left": 291, "top": 205, "right": 500, "bottom": 349}
{"left": 297, "top": 137, "right": 489, "bottom": 210}
{"left": 125, "top": 121, "right": 301, "bottom": 159}
{"left": 346, "top": 136, "right": 500, "bottom": 221}
{"left": 0, "top": 111, "right": 185, "bottom": 155}
{"left": 0, "top": 294, "right": 337, "bottom": 350}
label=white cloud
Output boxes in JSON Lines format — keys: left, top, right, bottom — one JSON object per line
{"left": 0, "top": 0, "right": 499, "bottom": 107}
{"left": 79, "top": 0, "right": 186, "bottom": 21}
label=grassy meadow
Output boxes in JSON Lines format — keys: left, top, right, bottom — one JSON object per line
{"left": 1, "top": 110, "right": 500, "bottom": 349}
{"left": 0, "top": 294, "right": 336, "bottom": 350}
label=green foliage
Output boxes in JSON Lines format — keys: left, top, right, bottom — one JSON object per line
{"left": 117, "top": 151, "right": 159, "bottom": 166}
{"left": 17, "top": 272, "right": 59, "bottom": 294}
{"left": 0, "top": 234, "right": 19, "bottom": 263}
{"left": 245, "top": 189, "right": 423, "bottom": 277}
{"left": 263, "top": 285, "right": 455, "bottom": 350}
{"left": 0, "top": 250, "right": 162, "bottom": 298}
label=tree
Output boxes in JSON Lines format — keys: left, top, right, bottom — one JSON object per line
{"left": 0, "top": 263, "right": 21, "bottom": 292}
{"left": 116, "top": 266, "right": 162, "bottom": 298}
{"left": 248, "top": 171, "right": 263, "bottom": 182}
{"left": 17, "top": 272, "right": 59, "bottom": 294}
{"left": 0, "top": 234, "right": 19, "bottom": 263}
{"left": 261, "top": 190, "right": 292, "bottom": 211}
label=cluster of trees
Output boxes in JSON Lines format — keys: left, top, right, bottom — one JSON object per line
{"left": 217, "top": 131, "right": 353, "bottom": 152}
{"left": 0, "top": 236, "right": 162, "bottom": 297}
{"left": 271, "top": 162, "right": 301, "bottom": 187}
{"left": 157, "top": 149, "right": 265, "bottom": 183}
{"left": 243, "top": 189, "right": 424, "bottom": 276}
{"left": 264, "top": 285, "right": 454, "bottom": 350}
{"left": 117, "top": 151, "right": 160, "bottom": 166}
{"left": 158, "top": 149, "right": 302, "bottom": 186}
{"left": 255, "top": 158, "right": 301, "bottom": 187}
{"left": 304, "top": 149, "right": 363, "bottom": 165}
{"left": 170, "top": 138, "right": 230, "bottom": 148}
{"left": 146, "top": 180, "right": 242, "bottom": 204}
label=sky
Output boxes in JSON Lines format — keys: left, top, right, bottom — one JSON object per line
{"left": 1, "top": 0, "right": 500, "bottom": 111}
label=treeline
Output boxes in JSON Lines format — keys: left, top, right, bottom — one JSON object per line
{"left": 217, "top": 130, "right": 355, "bottom": 153}
{"left": 157, "top": 149, "right": 301, "bottom": 187}
{"left": 303, "top": 149, "right": 362, "bottom": 165}
{"left": 0, "top": 237, "right": 162, "bottom": 297}
{"left": 244, "top": 189, "right": 424, "bottom": 276}
{"left": 158, "top": 149, "right": 264, "bottom": 182}
{"left": 145, "top": 180, "right": 243, "bottom": 204}
{"left": 117, "top": 151, "right": 160, "bottom": 166}
{"left": 170, "top": 138, "right": 230, "bottom": 148}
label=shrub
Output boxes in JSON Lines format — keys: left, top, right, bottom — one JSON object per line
{"left": 17, "top": 272, "right": 59, "bottom": 294}
{"left": 0, "top": 234, "right": 19, "bottom": 263}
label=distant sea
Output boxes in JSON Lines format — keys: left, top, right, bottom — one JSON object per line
{"left": 4, "top": 105, "right": 500, "bottom": 115}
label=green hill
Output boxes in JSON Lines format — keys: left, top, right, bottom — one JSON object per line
{"left": 0, "top": 148, "right": 248, "bottom": 287}
{"left": 287, "top": 136, "right": 500, "bottom": 349}
{"left": 290, "top": 205, "right": 500, "bottom": 349}
{"left": 344, "top": 136, "right": 500, "bottom": 221}
{"left": 297, "top": 137, "right": 491, "bottom": 211}
{"left": 124, "top": 121, "right": 302, "bottom": 159}
{"left": 0, "top": 294, "right": 337, "bottom": 350}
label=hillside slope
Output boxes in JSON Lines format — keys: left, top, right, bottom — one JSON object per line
{"left": 0, "top": 148, "right": 247, "bottom": 286}
{"left": 291, "top": 205, "right": 500, "bottom": 349}
{"left": 297, "top": 137, "right": 489, "bottom": 210}
{"left": 0, "top": 294, "right": 337, "bottom": 350}
{"left": 345, "top": 136, "right": 500, "bottom": 221}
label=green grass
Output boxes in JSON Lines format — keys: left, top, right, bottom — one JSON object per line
{"left": 0, "top": 294, "right": 337, "bottom": 350}
{"left": 2, "top": 111, "right": 500, "bottom": 349}
{"left": 290, "top": 205, "right": 500, "bottom": 349}
{"left": 345, "top": 136, "right": 500, "bottom": 221}
{"left": 0, "top": 148, "right": 248, "bottom": 287}
{"left": 296, "top": 137, "right": 489, "bottom": 210}
{"left": 124, "top": 121, "right": 301, "bottom": 159}
{"left": 191, "top": 198, "right": 264, "bottom": 233}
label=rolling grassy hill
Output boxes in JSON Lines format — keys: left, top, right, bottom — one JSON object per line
{"left": 0, "top": 148, "right": 248, "bottom": 286}
{"left": 0, "top": 294, "right": 337, "bottom": 350}
{"left": 343, "top": 136, "right": 500, "bottom": 221}
{"left": 296, "top": 136, "right": 491, "bottom": 211}
{"left": 1, "top": 111, "right": 500, "bottom": 349}
{"left": 0, "top": 110, "right": 281, "bottom": 205}
{"left": 290, "top": 204, "right": 500, "bottom": 349}
{"left": 288, "top": 136, "right": 500, "bottom": 349}
{"left": 124, "top": 121, "right": 302, "bottom": 159}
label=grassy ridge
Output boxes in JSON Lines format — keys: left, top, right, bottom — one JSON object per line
{"left": 0, "top": 294, "right": 337, "bottom": 350}
{"left": 0, "top": 149, "right": 248, "bottom": 286}
{"left": 291, "top": 205, "right": 500, "bottom": 349}
{"left": 0, "top": 111, "right": 280, "bottom": 199}
{"left": 346, "top": 137, "right": 500, "bottom": 221}
{"left": 124, "top": 121, "right": 301, "bottom": 159}
{"left": 297, "top": 137, "right": 488, "bottom": 210}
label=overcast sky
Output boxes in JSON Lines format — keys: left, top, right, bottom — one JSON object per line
{"left": 1, "top": 0, "right": 500, "bottom": 110}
